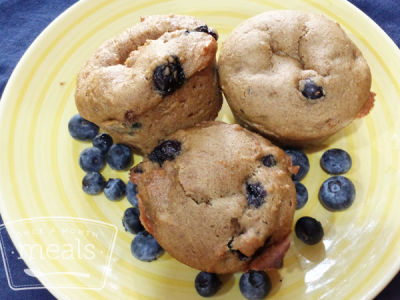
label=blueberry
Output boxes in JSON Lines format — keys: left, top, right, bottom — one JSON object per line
{"left": 122, "top": 207, "right": 144, "bottom": 234}
{"left": 194, "top": 271, "right": 222, "bottom": 297}
{"left": 295, "top": 216, "right": 324, "bottom": 245}
{"left": 295, "top": 181, "right": 308, "bottom": 209}
{"left": 106, "top": 144, "right": 133, "bottom": 170}
{"left": 153, "top": 55, "right": 185, "bottom": 96}
{"left": 148, "top": 140, "right": 181, "bottom": 166}
{"left": 319, "top": 176, "right": 355, "bottom": 211}
{"left": 68, "top": 114, "right": 99, "bottom": 141}
{"left": 320, "top": 148, "right": 352, "bottom": 175}
{"left": 246, "top": 182, "right": 267, "bottom": 208}
{"left": 194, "top": 25, "right": 219, "bottom": 40}
{"left": 261, "top": 154, "right": 276, "bottom": 167}
{"left": 79, "top": 147, "right": 105, "bottom": 172}
{"left": 126, "top": 181, "right": 139, "bottom": 207}
{"left": 82, "top": 172, "right": 106, "bottom": 195}
{"left": 104, "top": 178, "right": 126, "bottom": 201}
{"left": 284, "top": 149, "right": 310, "bottom": 181}
{"left": 302, "top": 78, "right": 324, "bottom": 99}
{"left": 131, "top": 231, "right": 163, "bottom": 262}
{"left": 239, "top": 270, "right": 271, "bottom": 300}
{"left": 92, "top": 133, "right": 113, "bottom": 154}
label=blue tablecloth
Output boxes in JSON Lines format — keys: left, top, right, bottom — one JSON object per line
{"left": 0, "top": 1, "right": 399, "bottom": 299}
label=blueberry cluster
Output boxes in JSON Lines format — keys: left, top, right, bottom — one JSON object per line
{"left": 69, "top": 114, "right": 133, "bottom": 201}
{"left": 293, "top": 148, "right": 355, "bottom": 246}
{"left": 124, "top": 180, "right": 164, "bottom": 262}
{"left": 69, "top": 114, "right": 164, "bottom": 263}
{"left": 284, "top": 148, "right": 310, "bottom": 210}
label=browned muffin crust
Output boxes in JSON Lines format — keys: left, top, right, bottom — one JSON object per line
{"left": 75, "top": 15, "right": 222, "bottom": 154}
{"left": 218, "top": 10, "right": 373, "bottom": 146}
{"left": 131, "top": 121, "right": 297, "bottom": 274}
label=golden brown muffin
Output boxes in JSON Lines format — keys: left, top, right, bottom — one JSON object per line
{"left": 75, "top": 15, "right": 222, "bottom": 154}
{"left": 218, "top": 10, "right": 374, "bottom": 146}
{"left": 131, "top": 122, "right": 297, "bottom": 274}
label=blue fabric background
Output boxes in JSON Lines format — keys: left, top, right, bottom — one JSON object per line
{"left": 0, "top": 0, "right": 399, "bottom": 299}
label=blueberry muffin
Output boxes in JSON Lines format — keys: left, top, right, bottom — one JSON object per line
{"left": 218, "top": 10, "right": 374, "bottom": 146}
{"left": 75, "top": 15, "right": 222, "bottom": 154}
{"left": 131, "top": 122, "right": 297, "bottom": 274}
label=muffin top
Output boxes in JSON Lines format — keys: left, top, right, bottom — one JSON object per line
{"left": 75, "top": 15, "right": 221, "bottom": 153}
{"left": 131, "top": 121, "right": 297, "bottom": 273}
{"left": 218, "top": 10, "right": 373, "bottom": 145}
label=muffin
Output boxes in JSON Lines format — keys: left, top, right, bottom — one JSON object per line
{"left": 75, "top": 15, "right": 222, "bottom": 154}
{"left": 218, "top": 10, "right": 374, "bottom": 146}
{"left": 131, "top": 121, "right": 297, "bottom": 274}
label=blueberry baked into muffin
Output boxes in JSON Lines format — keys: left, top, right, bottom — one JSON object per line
{"left": 219, "top": 10, "right": 374, "bottom": 146}
{"left": 75, "top": 15, "right": 222, "bottom": 154}
{"left": 131, "top": 121, "right": 297, "bottom": 274}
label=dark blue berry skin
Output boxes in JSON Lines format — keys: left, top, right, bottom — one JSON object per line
{"left": 295, "top": 181, "right": 308, "bottom": 210}
{"left": 194, "top": 25, "right": 219, "bottom": 40}
{"left": 148, "top": 140, "right": 181, "bottom": 166}
{"left": 104, "top": 178, "right": 126, "bottom": 201}
{"left": 194, "top": 272, "right": 222, "bottom": 297}
{"left": 82, "top": 172, "right": 106, "bottom": 195}
{"left": 153, "top": 55, "right": 185, "bottom": 97}
{"left": 122, "top": 207, "right": 144, "bottom": 234}
{"left": 92, "top": 133, "right": 113, "bottom": 154}
{"left": 68, "top": 114, "right": 99, "bottom": 141}
{"left": 126, "top": 181, "right": 139, "bottom": 207}
{"left": 302, "top": 78, "right": 324, "bottom": 100}
{"left": 284, "top": 149, "right": 310, "bottom": 181}
{"left": 320, "top": 148, "right": 352, "bottom": 175}
{"left": 106, "top": 144, "right": 133, "bottom": 170}
{"left": 239, "top": 270, "right": 271, "bottom": 300}
{"left": 295, "top": 216, "right": 324, "bottom": 245}
{"left": 79, "top": 147, "right": 105, "bottom": 172}
{"left": 131, "top": 231, "right": 163, "bottom": 262}
{"left": 319, "top": 176, "right": 355, "bottom": 211}
{"left": 246, "top": 182, "right": 267, "bottom": 208}
{"left": 261, "top": 154, "right": 276, "bottom": 167}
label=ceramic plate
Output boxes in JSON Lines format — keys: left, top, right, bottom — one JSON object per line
{"left": 1, "top": 0, "right": 400, "bottom": 299}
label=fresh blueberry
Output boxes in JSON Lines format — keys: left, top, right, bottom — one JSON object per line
{"left": 153, "top": 55, "right": 185, "bottom": 97}
{"left": 131, "top": 231, "right": 163, "bottom": 262}
{"left": 194, "top": 271, "right": 222, "bottom": 297}
{"left": 79, "top": 147, "right": 105, "bottom": 172}
{"left": 302, "top": 78, "right": 324, "bottom": 99}
{"left": 239, "top": 270, "right": 271, "bottom": 300}
{"left": 295, "top": 181, "right": 308, "bottom": 209}
{"left": 104, "top": 178, "right": 126, "bottom": 201}
{"left": 82, "top": 172, "right": 106, "bottom": 195}
{"left": 319, "top": 176, "right": 355, "bottom": 211}
{"left": 148, "top": 140, "right": 181, "bottom": 166}
{"left": 295, "top": 216, "right": 324, "bottom": 245}
{"left": 92, "top": 133, "right": 113, "bottom": 154}
{"left": 126, "top": 181, "right": 139, "bottom": 207}
{"left": 284, "top": 149, "right": 310, "bottom": 181}
{"left": 106, "top": 144, "right": 133, "bottom": 170}
{"left": 246, "top": 182, "right": 267, "bottom": 208}
{"left": 320, "top": 148, "right": 352, "bottom": 175}
{"left": 261, "top": 154, "right": 276, "bottom": 167}
{"left": 194, "top": 25, "right": 219, "bottom": 40}
{"left": 68, "top": 114, "right": 99, "bottom": 141}
{"left": 122, "top": 207, "right": 144, "bottom": 234}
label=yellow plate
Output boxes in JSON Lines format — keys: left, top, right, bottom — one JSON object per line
{"left": 1, "top": 0, "right": 400, "bottom": 299}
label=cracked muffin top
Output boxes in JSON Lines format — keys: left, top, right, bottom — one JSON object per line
{"left": 131, "top": 121, "right": 297, "bottom": 274}
{"left": 75, "top": 15, "right": 222, "bottom": 154}
{"left": 218, "top": 10, "right": 374, "bottom": 146}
